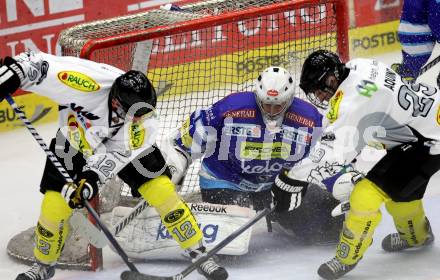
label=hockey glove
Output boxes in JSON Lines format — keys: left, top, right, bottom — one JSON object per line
{"left": 391, "top": 63, "right": 415, "bottom": 84}
{"left": 61, "top": 170, "right": 100, "bottom": 209}
{"left": 0, "top": 57, "right": 25, "bottom": 101}
{"left": 271, "top": 168, "right": 308, "bottom": 213}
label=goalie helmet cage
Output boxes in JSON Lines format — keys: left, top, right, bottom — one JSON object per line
{"left": 7, "top": 0, "right": 349, "bottom": 273}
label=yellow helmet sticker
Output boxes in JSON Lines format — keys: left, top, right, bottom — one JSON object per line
{"left": 129, "top": 122, "right": 145, "bottom": 149}
{"left": 437, "top": 105, "right": 440, "bottom": 125}
{"left": 326, "top": 90, "right": 344, "bottom": 124}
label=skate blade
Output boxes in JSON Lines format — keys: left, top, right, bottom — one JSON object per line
{"left": 121, "top": 270, "right": 181, "bottom": 280}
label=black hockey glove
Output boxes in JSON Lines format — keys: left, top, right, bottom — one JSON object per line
{"left": 0, "top": 57, "right": 25, "bottom": 101}
{"left": 61, "top": 170, "right": 100, "bottom": 209}
{"left": 391, "top": 63, "right": 415, "bottom": 84}
{"left": 271, "top": 168, "right": 308, "bottom": 213}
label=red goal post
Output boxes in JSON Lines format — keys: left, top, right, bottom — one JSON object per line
{"left": 74, "top": 0, "right": 349, "bottom": 62}
{"left": 54, "top": 0, "right": 350, "bottom": 271}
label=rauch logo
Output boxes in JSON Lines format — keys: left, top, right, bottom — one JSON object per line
{"left": 57, "top": 71, "right": 100, "bottom": 92}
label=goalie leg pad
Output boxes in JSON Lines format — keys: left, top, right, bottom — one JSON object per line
{"left": 111, "top": 202, "right": 254, "bottom": 259}
{"left": 34, "top": 191, "right": 73, "bottom": 264}
{"left": 337, "top": 179, "right": 385, "bottom": 265}
{"left": 385, "top": 199, "right": 428, "bottom": 246}
{"left": 138, "top": 175, "right": 203, "bottom": 249}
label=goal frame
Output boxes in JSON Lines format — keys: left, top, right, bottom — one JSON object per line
{"left": 77, "top": 0, "right": 349, "bottom": 62}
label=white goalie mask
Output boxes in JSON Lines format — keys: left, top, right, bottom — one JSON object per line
{"left": 254, "top": 66, "right": 295, "bottom": 126}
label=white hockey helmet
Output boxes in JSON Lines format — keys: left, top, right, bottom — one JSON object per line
{"left": 254, "top": 66, "right": 295, "bottom": 122}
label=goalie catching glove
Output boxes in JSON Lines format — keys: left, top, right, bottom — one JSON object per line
{"left": 271, "top": 168, "right": 308, "bottom": 213}
{"left": 0, "top": 56, "right": 25, "bottom": 101}
{"left": 61, "top": 170, "right": 100, "bottom": 209}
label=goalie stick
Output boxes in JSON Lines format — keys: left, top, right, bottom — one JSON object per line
{"left": 120, "top": 207, "right": 274, "bottom": 280}
{"left": 5, "top": 94, "right": 139, "bottom": 273}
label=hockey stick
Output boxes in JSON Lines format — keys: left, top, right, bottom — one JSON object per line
{"left": 120, "top": 207, "right": 274, "bottom": 280}
{"left": 419, "top": 54, "right": 440, "bottom": 77}
{"left": 418, "top": 54, "right": 440, "bottom": 88}
{"left": 395, "top": 54, "right": 440, "bottom": 88}
{"left": 4, "top": 94, "right": 139, "bottom": 273}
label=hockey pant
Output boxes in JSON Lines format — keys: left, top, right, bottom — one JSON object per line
{"left": 336, "top": 178, "right": 430, "bottom": 265}
{"left": 137, "top": 175, "right": 203, "bottom": 249}
{"left": 34, "top": 191, "right": 73, "bottom": 264}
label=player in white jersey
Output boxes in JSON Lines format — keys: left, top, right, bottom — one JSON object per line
{"left": 285, "top": 50, "right": 437, "bottom": 279}
{"left": 0, "top": 51, "right": 228, "bottom": 280}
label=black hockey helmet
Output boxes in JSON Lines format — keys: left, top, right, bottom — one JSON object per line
{"left": 299, "top": 50, "right": 347, "bottom": 109}
{"left": 110, "top": 70, "right": 157, "bottom": 117}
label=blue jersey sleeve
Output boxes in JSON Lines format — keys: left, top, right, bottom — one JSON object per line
{"left": 174, "top": 94, "right": 236, "bottom": 159}
{"left": 175, "top": 107, "right": 220, "bottom": 159}
{"left": 398, "top": 0, "right": 440, "bottom": 79}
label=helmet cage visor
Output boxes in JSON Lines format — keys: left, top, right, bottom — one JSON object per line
{"left": 300, "top": 72, "right": 335, "bottom": 109}
{"left": 306, "top": 90, "right": 330, "bottom": 109}
{"left": 111, "top": 97, "right": 131, "bottom": 120}
{"left": 258, "top": 99, "right": 290, "bottom": 120}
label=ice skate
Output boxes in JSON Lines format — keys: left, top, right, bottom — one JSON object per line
{"left": 188, "top": 246, "right": 228, "bottom": 280}
{"left": 16, "top": 262, "right": 55, "bottom": 280}
{"left": 382, "top": 219, "right": 435, "bottom": 252}
{"left": 317, "top": 257, "right": 358, "bottom": 280}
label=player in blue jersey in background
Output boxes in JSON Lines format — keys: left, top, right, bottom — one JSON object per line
{"left": 163, "top": 66, "right": 347, "bottom": 244}
{"left": 393, "top": 0, "right": 440, "bottom": 85}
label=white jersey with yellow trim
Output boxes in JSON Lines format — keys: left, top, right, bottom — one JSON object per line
{"left": 14, "top": 51, "right": 159, "bottom": 183}
{"left": 288, "top": 58, "right": 440, "bottom": 183}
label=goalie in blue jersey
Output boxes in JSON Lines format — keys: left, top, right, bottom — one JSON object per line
{"left": 163, "top": 66, "right": 350, "bottom": 244}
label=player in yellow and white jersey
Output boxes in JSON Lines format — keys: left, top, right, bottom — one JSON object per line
{"left": 0, "top": 51, "right": 228, "bottom": 280}
{"left": 284, "top": 50, "right": 437, "bottom": 279}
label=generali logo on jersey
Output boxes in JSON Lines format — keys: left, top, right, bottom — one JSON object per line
{"left": 57, "top": 71, "right": 101, "bottom": 92}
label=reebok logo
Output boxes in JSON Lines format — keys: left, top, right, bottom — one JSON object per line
{"left": 190, "top": 204, "right": 227, "bottom": 214}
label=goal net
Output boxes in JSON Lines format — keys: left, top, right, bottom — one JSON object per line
{"left": 7, "top": 0, "right": 348, "bottom": 271}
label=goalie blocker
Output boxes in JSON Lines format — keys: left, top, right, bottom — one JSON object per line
{"left": 111, "top": 202, "right": 254, "bottom": 259}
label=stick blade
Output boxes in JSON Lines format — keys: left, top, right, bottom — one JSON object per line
{"left": 69, "top": 211, "right": 108, "bottom": 248}
{"left": 120, "top": 270, "right": 177, "bottom": 280}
